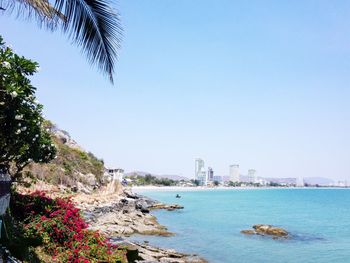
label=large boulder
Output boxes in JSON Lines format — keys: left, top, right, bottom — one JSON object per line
{"left": 241, "top": 224, "right": 289, "bottom": 239}
{"left": 253, "top": 224, "right": 288, "bottom": 237}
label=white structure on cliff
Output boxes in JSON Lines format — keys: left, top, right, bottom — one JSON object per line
{"left": 104, "top": 168, "right": 124, "bottom": 182}
{"left": 229, "top": 164, "right": 240, "bottom": 182}
{"left": 195, "top": 158, "right": 206, "bottom": 185}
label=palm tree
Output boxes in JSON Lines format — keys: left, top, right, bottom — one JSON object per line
{"left": 0, "top": 0, "right": 122, "bottom": 83}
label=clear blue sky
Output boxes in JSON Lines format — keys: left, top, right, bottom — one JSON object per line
{"left": 1, "top": 0, "right": 350, "bottom": 180}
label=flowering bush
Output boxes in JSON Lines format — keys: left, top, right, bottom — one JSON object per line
{"left": 11, "top": 191, "right": 127, "bottom": 262}
{"left": 0, "top": 36, "right": 56, "bottom": 178}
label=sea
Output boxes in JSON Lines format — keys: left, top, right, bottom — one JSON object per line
{"left": 131, "top": 188, "right": 350, "bottom": 263}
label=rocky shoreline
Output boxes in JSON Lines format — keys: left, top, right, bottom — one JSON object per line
{"left": 74, "top": 189, "right": 206, "bottom": 263}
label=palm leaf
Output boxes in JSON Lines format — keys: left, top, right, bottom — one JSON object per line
{"left": 56, "top": 0, "right": 122, "bottom": 83}
{"left": 1, "top": 0, "right": 122, "bottom": 83}
{"left": 0, "top": 0, "right": 64, "bottom": 28}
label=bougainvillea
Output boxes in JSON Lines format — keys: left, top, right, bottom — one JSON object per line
{"left": 11, "top": 191, "right": 127, "bottom": 262}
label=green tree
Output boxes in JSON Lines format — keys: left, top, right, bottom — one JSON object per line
{"left": 0, "top": 0, "right": 122, "bottom": 83}
{"left": 0, "top": 36, "right": 56, "bottom": 180}
{"left": 191, "top": 179, "right": 200, "bottom": 186}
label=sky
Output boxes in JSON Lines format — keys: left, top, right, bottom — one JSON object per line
{"left": 1, "top": 0, "right": 350, "bottom": 180}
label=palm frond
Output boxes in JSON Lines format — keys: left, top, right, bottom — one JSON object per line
{"left": 56, "top": 0, "right": 122, "bottom": 83}
{"left": 1, "top": 0, "right": 122, "bottom": 83}
{"left": 0, "top": 0, "right": 64, "bottom": 29}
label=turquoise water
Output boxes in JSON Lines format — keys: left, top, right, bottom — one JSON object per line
{"left": 131, "top": 189, "right": 350, "bottom": 263}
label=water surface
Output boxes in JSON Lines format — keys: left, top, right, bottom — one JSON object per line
{"left": 131, "top": 189, "right": 350, "bottom": 263}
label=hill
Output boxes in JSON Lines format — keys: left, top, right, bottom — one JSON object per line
{"left": 24, "top": 121, "right": 106, "bottom": 191}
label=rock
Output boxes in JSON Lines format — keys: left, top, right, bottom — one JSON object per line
{"left": 76, "top": 181, "right": 92, "bottom": 194}
{"left": 148, "top": 203, "right": 184, "bottom": 211}
{"left": 124, "top": 190, "right": 138, "bottom": 199}
{"left": 241, "top": 224, "right": 289, "bottom": 239}
{"left": 132, "top": 242, "right": 207, "bottom": 263}
{"left": 120, "top": 243, "right": 143, "bottom": 262}
{"left": 52, "top": 128, "right": 84, "bottom": 151}
{"left": 135, "top": 200, "right": 150, "bottom": 213}
{"left": 84, "top": 173, "right": 97, "bottom": 187}
{"left": 253, "top": 224, "right": 288, "bottom": 237}
{"left": 74, "top": 189, "right": 206, "bottom": 262}
{"left": 240, "top": 230, "right": 255, "bottom": 235}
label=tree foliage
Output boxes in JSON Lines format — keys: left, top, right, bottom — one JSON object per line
{"left": 0, "top": 36, "right": 56, "bottom": 179}
{"left": 127, "top": 174, "right": 178, "bottom": 186}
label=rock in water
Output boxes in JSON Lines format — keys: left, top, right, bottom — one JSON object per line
{"left": 148, "top": 203, "right": 184, "bottom": 211}
{"left": 241, "top": 224, "right": 289, "bottom": 239}
{"left": 240, "top": 230, "right": 255, "bottom": 235}
{"left": 253, "top": 224, "right": 288, "bottom": 237}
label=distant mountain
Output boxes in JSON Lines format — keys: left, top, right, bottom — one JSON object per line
{"left": 304, "top": 177, "right": 334, "bottom": 186}
{"left": 263, "top": 176, "right": 334, "bottom": 186}
{"left": 263, "top": 177, "right": 297, "bottom": 184}
{"left": 125, "top": 171, "right": 189, "bottom": 181}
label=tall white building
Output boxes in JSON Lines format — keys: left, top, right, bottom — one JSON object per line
{"left": 195, "top": 158, "right": 206, "bottom": 185}
{"left": 229, "top": 164, "right": 240, "bottom": 182}
{"left": 248, "top": 169, "right": 257, "bottom": 183}
{"left": 296, "top": 176, "right": 304, "bottom": 187}
{"left": 195, "top": 158, "right": 204, "bottom": 178}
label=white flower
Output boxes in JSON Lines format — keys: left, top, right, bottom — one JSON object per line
{"left": 10, "top": 91, "right": 17, "bottom": 98}
{"left": 15, "top": 114, "right": 23, "bottom": 120}
{"left": 21, "top": 126, "right": 27, "bottom": 131}
{"left": 1, "top": 61, "right": 11, "bottom": 69}
{"left": 35, "top": 134, "right": 39, "bottom": 138}
{"left": 15, "top": 129, "right": 21, "bottom": 134}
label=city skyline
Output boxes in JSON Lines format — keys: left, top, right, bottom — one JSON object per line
{"left": 195, "top": 158, "right": 260, "bottom": 184}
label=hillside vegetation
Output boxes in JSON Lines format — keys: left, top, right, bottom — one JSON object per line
{"left": 24, "top": 121, "right": 105, "bottom": 189}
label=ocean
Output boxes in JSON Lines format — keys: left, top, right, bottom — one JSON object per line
{"left": 131, "top": 188, "right": 350, "bottom": 263}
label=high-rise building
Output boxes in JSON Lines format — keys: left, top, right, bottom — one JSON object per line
{"left": 296, "top": 176, "right": 304, "bottom": 187}
{"left": 229, "top": 164, "right": 240, "bottom": 182}
{"left": 207, "top": 167, "right": 214, "bottom": 182}
{"left": 195, "top": 158, "right": 204, "bottom": 179}
{"left": 195, "top": 158, "right": 206, "bottom": 185}
{"left": 248, "top": 169, "right": 257, "bottom": 183}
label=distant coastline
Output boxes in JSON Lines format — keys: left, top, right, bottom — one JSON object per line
{"left": 132, "top": 185, "right": 350, "bottom": 192}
